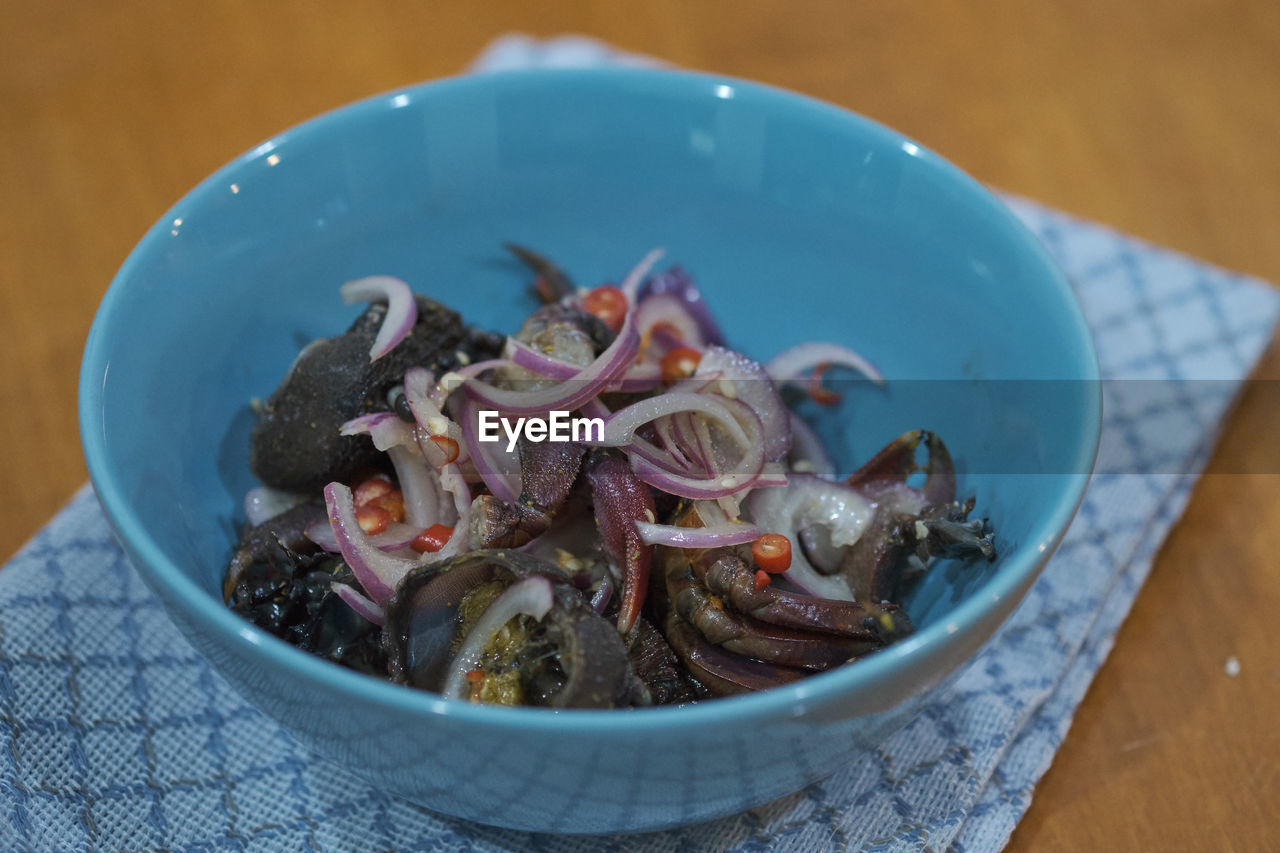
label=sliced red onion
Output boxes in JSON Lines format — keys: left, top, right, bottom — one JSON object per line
{"left": 434, "top": 463, "right": 472, "bottom": 558}
{"left": 430, "top": 358, "right": 513, "bottom": 407}
{"left": 787, "top": 412, "right": 836, "bottom": 478}
{"left": 388, "top": 445, "right": 442, "bottom": 528}
{"left": 590, "top": 576, "right": 614, "bottom": 615}
{"left": 666, "top": 372, "right": 722, "bottom": 395}
{"left": 306, "top": 519, "right": 421, "bottom": 553}
{"left": 404, "top": 368, "right": 468, "bottom": 467}
{"left": 611, "top": 363, "right": 663, "bottom": 393}
{"left": 754, "top": 463, "right": 791, "bottom": 488}
{"left": 635, "top": 265, "right": 726, "bottom": 346}
{"left": 244, "top": 486, "right": 305, "bottom": 527}
{"left": 505, "top": 338, "right": 578, "bottom": 380}
{"left": 626, "top": 432, "right": 697, "bottom": 475}
{"left": 441, "top": 575, "right": 555, "bottom": 699}
{"left": 631, "top": 455, "right": 762, "bottom": 499}
{"left": 323, "top": 483, "right": 417, "bottom": 605}
{"left": 688, "top": 410, "right": 722, "bottom": 475}
{"left": 634, "top": 293, "right": 705, "bottom": 351}
{"left": 635, "top": 519, "right": 761, "bottom": 548}
{"left": 462, "top": 301, "right": 639, "bottom": 415}
{"left": 341, "top": 411, "right": 418, "bottom": 450}
{"left": 654, "top": 415, "right": 696, "bottom": 470}
{"left": 340, "top": 276, "right": 417, "bottom": 362}
{"left": 618, "top": 247, "right": 666, "bottom": 303}
{"left": 505, "top": 338, "right": 661, "bottom": 395}
{"left": 458, "top": 396, "right": 520, "bottom": 504}
{"left": 765, "top": 342, "right": 884, "bottom": 386}
{"left": 595, "top": 391, "right": 751, "bottom": 449}
{"left": 697, "top": 346, "right": 792, "bottom": 463}
{"left": 332, "top": 582, "right": 386, "bottom": 626}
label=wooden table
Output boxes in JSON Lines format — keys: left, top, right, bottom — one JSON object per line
{"left": 3, "top": 2, "right": 1276, "bottom": 848}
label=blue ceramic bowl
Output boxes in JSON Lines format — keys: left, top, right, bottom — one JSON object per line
{"left": 80, "top": 69, "right": 1100, "bottom": 834}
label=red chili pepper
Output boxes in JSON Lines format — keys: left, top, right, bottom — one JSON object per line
{"left": 809, "top": 362, "right": 842, "bottom": 406}
{"left": 428, "top": 434, "right": 460, "bottom": 465}
{"left": 753, "top": 569, "right": 772, "bottom": 591}
{"left": 752, "top": 533, "right": 793, "bottom": 573}
{"left": 641, "top": 320, "right": 685, "bottom": 356}
{"left": 411, "top": 523, "right": 455, "bottom": 554}
{"left": 355, "top": 504, "right": 391, "bottom": 535}
{"left": 582, "top": 285, "right": 628, "bottom": 334}
{"left": 659, "top": 346, "right": 703, "bottom": 382}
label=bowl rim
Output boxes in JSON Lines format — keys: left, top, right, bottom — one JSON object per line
{"left": 79, "top": 66, "right": 1102, "bottom": 734}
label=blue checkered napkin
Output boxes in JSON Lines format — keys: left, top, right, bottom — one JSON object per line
{"left": 3, "top": 46, "right": 1279, "bottom": 853}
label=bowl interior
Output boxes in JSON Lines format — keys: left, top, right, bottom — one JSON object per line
{"left": 82, "top": 69, "right": 1098, "bottom": 711}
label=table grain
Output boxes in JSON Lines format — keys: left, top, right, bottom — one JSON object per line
{"left": 2, "top": 2, "right": 1276, "bottom": 849}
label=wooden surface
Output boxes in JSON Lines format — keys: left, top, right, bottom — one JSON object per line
{"left": 2, "top": 2, "right": 1277, "bottom": 848}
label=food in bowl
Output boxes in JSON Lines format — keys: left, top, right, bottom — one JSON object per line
{"left": 223, "top": 245, "right": 997, "bottom": 707}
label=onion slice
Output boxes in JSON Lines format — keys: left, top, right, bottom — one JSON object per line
{"left": 340, "top": 276, "right": 417, "bottom": 362}
{"left": 635, "top": 519, "right": 760, "bottom": 548}
{"left": 332, "top": 582, "right": 386, "bottom": 626}
{"left": 462, "top": 297, "right": 640, "bottom": 415}
{"left": 458, "top": 396, "right": 520, "bottom": 504}
{"left": 765, "top": 342, "right": 884, "bottom": 386}
{"left": 323, "top": 483, "right": 417, "bottom": 605}
{"left": 434, "top": 463, "right": 473, "bottom": 559}
{"left": 243, "top": 486, "right": 305, "bottom": 527}
{"left": 618, "top": 247, "right": 665, "bottom": 303}
{"left": 441, "top": 575, "right": 555, "bottom": 699}
{"left": 306, "top": 519, "right": 421, "bottom": 553}
{"left": 595, "top": 391, "right": 752, "bottom": 449}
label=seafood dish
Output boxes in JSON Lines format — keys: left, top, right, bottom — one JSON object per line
{"left": 223, "top": 247, "right": 996, "bottom": 708}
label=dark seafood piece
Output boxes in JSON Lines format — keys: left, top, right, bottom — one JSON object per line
{"left": 624, "top": 614, "right": 705, "bottom": 705}
{"left": 521, "top": 439, "right": 587, "bottom": 512}
{"left": 382, "top": 549, "right": 643, "bottom": 708}
{"left": 585, "top": 448, "right": 657, "bottom": 635}
{"left": 697, "top": 550, "right": 910, "bottom": 641}
{"left": 227, "top": 540, "right": 385, "bottom": 675}
{"left": 250, "top": 296, "right": 471, "bottom": 492}
{"left": 533, "top": 584, "right": 647, "bottom": 708}
{"left": 840, "top": 430, "right": 994, "bottom": 602}
{"left": 504, "top": 243, "right": 576, "bottom": 304}
{"left": 470, "top": 439, "right": 587, "bottom": 548}
{"left": 666, "top": 558, "right": 880, "bottom": 670}
{"left": 664, "top": 612, "right": 807, "bottom": 697}
{"left": 846, "top": 429, "right": 955, "bottom": 506}
{"left": 223, "top": 498, "right": 326, "bottom": 600}
{"left": 635, "top": 265, "right": 726, "bottom": 347}
{"left": 515, "top": 302, "right": 615, "bottom": 359}
{"left": 839, "top": 505, "right": 908, "bottom": 604}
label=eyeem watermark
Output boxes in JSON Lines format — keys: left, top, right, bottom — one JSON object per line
{"left": 477, "top": 410, "right": 604, "bottom": 452}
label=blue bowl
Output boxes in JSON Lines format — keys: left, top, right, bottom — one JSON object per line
{"left": 79, "top": 69, "right": 1099, "bottom": 834}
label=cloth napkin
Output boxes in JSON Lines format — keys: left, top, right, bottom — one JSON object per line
{"left": 3, "top": 36, "right": 1278, "bottom": 853}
